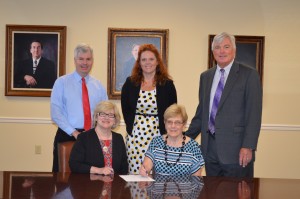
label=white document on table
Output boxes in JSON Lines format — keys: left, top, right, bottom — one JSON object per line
{"left": 119, "top": 175, "right": 155, "bottom": 182}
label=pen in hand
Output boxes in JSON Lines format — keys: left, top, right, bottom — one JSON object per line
{"left": 139, "top": 164, "right": 148, "bottom": 177}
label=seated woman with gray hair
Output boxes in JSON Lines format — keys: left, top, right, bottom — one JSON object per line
{"left": 139, "top": 104, "right": 204, "bottom": 176}
{"left": 69, "top": 101, "right": 128, "bottom": 175}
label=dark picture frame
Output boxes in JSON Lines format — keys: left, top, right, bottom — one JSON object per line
{"left": 5, "top": 24, "right": 67, "bottom": 97}
{"left": 208, "top": 35, "right": 265, "bottom": 86}
{"left": 107, "top": 28, "right": 169, "bottom": 99}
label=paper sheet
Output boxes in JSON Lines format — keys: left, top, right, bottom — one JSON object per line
{"left": 119, "top": 175, "right": 155, "bottom": 182}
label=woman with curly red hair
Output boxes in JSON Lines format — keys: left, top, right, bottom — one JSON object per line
{"left": 121, "top": 44, "right": 177, "bottom": 174}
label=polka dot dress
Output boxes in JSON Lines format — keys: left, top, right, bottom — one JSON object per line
{"left": 126, "top": 89, "right": 160, "bottom": 174}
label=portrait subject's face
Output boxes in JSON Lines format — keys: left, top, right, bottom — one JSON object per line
{"left": 140, "top": 51, "right": 158, "bottom": 76}
{"left": 30, "top": 42, "right": 42, "bottom": 59}
{"left": 213, "top": 37, "right": 236, "bottom": 68}
{"left": 132, "top": 45, "right": 140, "bottom": 60}
{"left": 74, "top": 51, "right": 93, "bottom": 77}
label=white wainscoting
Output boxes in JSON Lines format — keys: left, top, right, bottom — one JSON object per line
{"left": 0, "top": 117, "right": 299, "bottom": 131}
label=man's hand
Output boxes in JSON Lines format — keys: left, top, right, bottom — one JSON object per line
{"left": 238, "top": 181, "right": 251, "bottom": 199}
{"left": 72, "top": 130, "right": 81, "bottom": 139}
{"left": 239, "top": 148, "right": 252, "bottom": 167}
{"left": 24, "top": 75, "right": 37, "bottom": 86}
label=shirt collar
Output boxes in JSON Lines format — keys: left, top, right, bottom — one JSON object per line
{"left": 73, "top": 71, "right": 90, "bottom": 82}
{"left": 33, "top": 57, "right": 41, "bottom": 63}
{"left": 216, "top": 59, "right": 234, "bottom": 74}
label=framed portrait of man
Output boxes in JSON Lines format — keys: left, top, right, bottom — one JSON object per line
{"left": 107, "top": 28, "right": 169, "bottom": 99}
{"left": 5, "top": 25, "right": 66, "bottom": 97}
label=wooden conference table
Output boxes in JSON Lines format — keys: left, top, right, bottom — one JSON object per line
{"left": 0, "top": 171, "right": 300, "bottom": 199}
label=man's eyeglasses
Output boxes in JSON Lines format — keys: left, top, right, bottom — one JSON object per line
{"left": 165, "top": 120, "right": 184, "bottom": 126}
{"left": 97, "top": 112, "right": 115, "bottom": 118}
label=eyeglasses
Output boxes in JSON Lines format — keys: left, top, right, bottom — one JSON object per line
{"left": 165, "top": 120, "right": 184, "bottom": 126}
{"left": 97, "top": 112, "right": 115, "bottom": 118}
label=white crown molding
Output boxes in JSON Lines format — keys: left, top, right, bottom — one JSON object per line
{"left": 0, "top": 117, "right": 299, "bottom": 132}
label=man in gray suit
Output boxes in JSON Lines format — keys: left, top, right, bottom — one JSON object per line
{"left": 186, "top": 32, "right": 262, "bottom": 177}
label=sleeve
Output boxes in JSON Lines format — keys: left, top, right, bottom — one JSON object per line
{"left": 243, "top": 69, "right": 262, "bottom": 150}
{"left": 13, "top": 60, "right": 26, "bottom": 87}
{"left": 50, "top": 78, "right": 75, "bottom": 135}
{"left": 69, "top": 134, "right": 91, "bottom": 173}
{"left": 185, "top": 74, "right": 204, "bottom": 139}
{"left": 144, "top": 137, "right": 159, "bottom": 163}
{"left": 48, "top": 59, "right": 56, "bottom": 88}
{"left": 98, "top": 80, "right": 108, "bottom": 101}
{"left": 117, "top": 134, "right": 129, "bottom": 174}
{"left": 168, "top": 80, "right": 177, "bottom": 105}
{"left": 121, "top": 78, "right": 131, "bottom": 128}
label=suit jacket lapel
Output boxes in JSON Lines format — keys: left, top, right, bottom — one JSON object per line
{"left": 204, "top": 67, "right": 216, "bottom": 118}
{"left": 218, "top": 62, "right": 239, "bottom": 110}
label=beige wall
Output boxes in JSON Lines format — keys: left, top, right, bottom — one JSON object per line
{"left": 0, "top": 0, "right": 299, "bottom": 179}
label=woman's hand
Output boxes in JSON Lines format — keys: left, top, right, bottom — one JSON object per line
{"left": 139, "top": 165, "right": 148, "bottom": 177}
{"left": 139, "top": 157, "right": 153, "bottom": 177}
{"left": 90, "top": 166, "right": 114, "bottom": 175}
{"left": 101, "top": 167, "right": 114, "bottom": 175}
{"left": 90, "top": 174, "right": 113, "bottom": 182}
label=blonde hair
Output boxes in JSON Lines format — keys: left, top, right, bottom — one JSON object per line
{"left": 164, "top": 104, "right": 188, "bottom": 124}
{"left": 93, "top": 101, "right": 121, "bottom": 129}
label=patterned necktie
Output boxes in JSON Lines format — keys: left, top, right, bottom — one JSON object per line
{"left": 82, "top": 77, "right": 91, "bottom": 131}
{"left": 33, "top": 60, "right": 38, "bottom": 74}
{"left": 208, "top": 69, "right": 225, "bottom": 135}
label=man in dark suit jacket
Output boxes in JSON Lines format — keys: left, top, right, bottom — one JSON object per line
{"left": 186, "top": 32, "right": 262, "bottom": 177}
{"left": 14, "top": 40, "right": 56, "bottom": 88}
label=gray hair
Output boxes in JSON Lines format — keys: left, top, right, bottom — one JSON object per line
{"left": 212, "top": 32, "right": 236, "bottom": 50}
{"left": 74, "top": 43, "right": 94, "bottom": 59}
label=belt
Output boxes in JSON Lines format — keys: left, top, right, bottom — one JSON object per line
{"left": 207, "top": 130, "right": 215, "bottom": 139}
{"left": 75, "top": 128, "right": 85, "bottom": 132}
{"left": 136, "top": 113, "right": 158, "bottom": 117}
{"left": 58, "top": 128, "right": 85, "bottom": 133}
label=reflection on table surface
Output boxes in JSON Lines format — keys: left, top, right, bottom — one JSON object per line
{"left": 1, "top": 171, "right": 300, "bottom": 199}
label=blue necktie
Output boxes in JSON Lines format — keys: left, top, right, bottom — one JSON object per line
{"left": 208, "top": 69, "right": 225, "bottom": 135}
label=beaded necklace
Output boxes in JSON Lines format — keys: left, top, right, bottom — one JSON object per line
{"left": 164, "top": 133, "right": 186, "bottom": 166}
{"left": 163, "top": 177, "right": 182, "bottom": 198}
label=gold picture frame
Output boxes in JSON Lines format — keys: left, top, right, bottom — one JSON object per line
{"left": 107, "top": 28, "right": 169, "bottom": 99}
{"left": 5, "top": 24, "right": 67, "bottom": 97}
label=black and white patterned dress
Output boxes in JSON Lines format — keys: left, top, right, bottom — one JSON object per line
{"left": 126, "top": 89, "right": 160, "bottom": 174}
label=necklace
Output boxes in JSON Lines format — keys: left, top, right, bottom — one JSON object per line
{"left": 164, "top": 133, "right": 186, "bottom": 166}
{"left": 163, "top": 177, "right": 182, "bottom": 198}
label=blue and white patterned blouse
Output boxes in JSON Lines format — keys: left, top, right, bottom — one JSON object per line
{"left": 145, "top": 136, "right": 205, "bottom": 175}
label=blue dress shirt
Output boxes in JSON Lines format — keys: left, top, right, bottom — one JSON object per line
{"left": 51, "top": 71, "right": 108, "bottom": 135}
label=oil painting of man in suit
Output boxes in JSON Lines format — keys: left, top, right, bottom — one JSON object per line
{"left": 14, "top": 39, "right": 56, "bottom": 89}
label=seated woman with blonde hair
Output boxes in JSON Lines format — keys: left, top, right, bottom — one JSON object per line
{"left": 139, "top": 104, "right": 204, "bottom": 176}
{"left": 69, "top": 101, "right": 128, "bottom": 175}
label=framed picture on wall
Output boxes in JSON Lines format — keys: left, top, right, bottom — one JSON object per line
{"left": 5, "top": 24, "right": 67, "bottom": 97}
{"left": 107, "top": 28, "right": 169, "bottom": 99}
{"left": 208, "top": 35, "right": 265, "bottom": 86}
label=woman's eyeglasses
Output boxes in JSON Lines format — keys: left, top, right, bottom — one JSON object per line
{"left": 97, "top": 112, "right": 115, "bottom": 118}
{"left": 165, "top": 120, "right": 184, "bottom": 126}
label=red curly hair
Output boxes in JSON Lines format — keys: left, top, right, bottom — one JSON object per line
{"left": 130, "top": 44, "right": 172, "bottom": 86}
